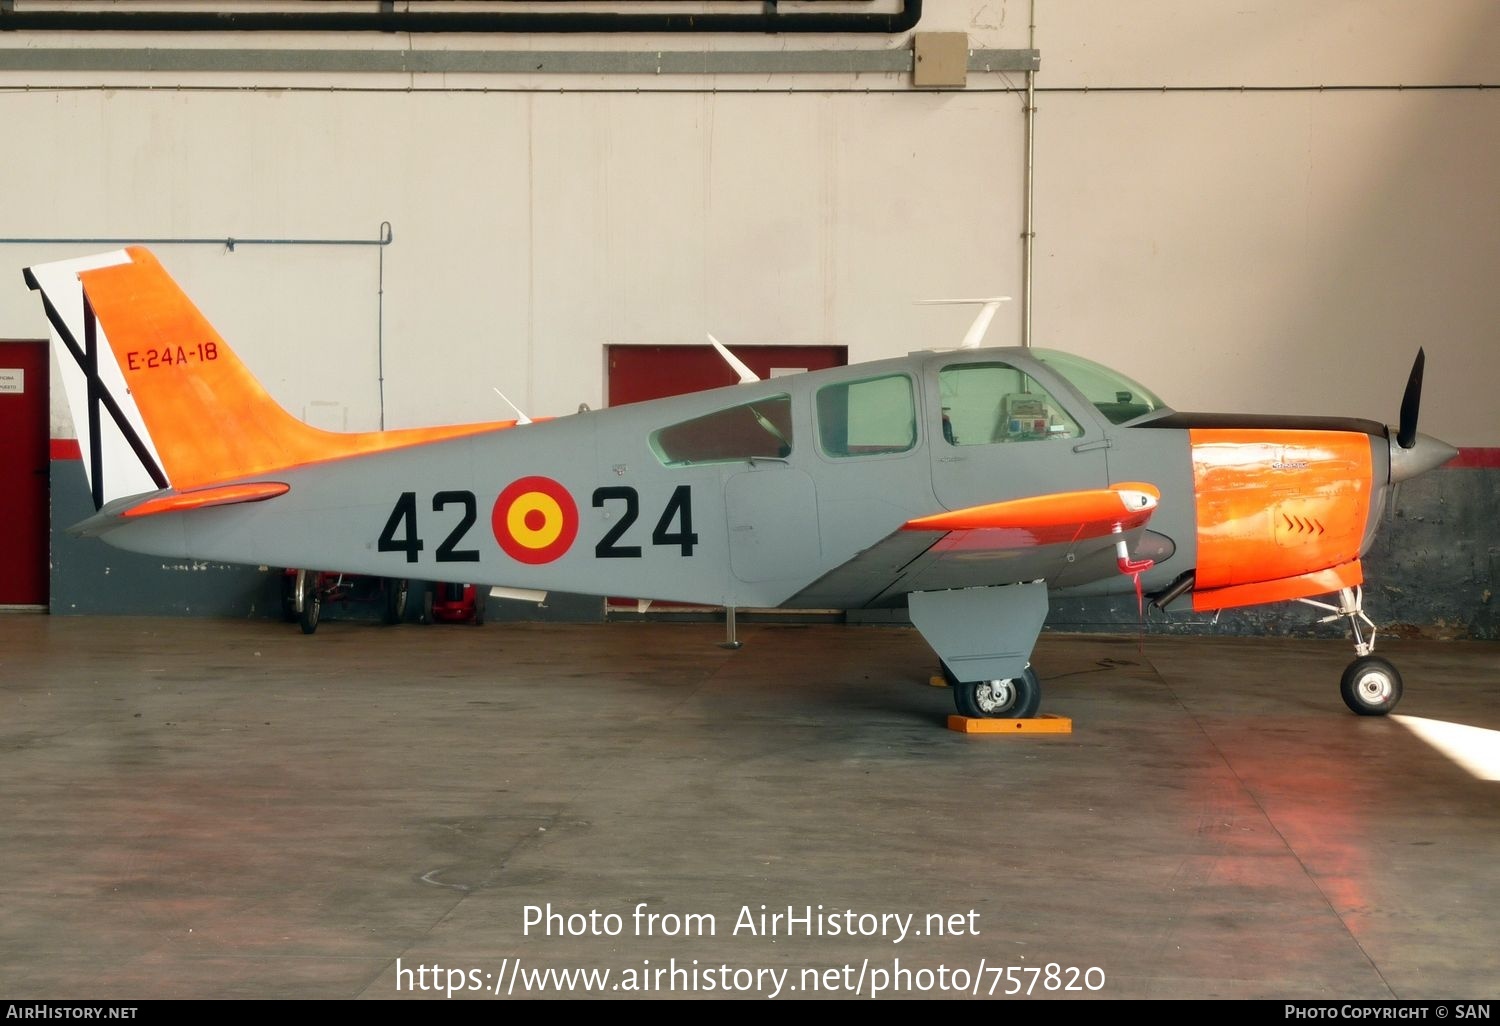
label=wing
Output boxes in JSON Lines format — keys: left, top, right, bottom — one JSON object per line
{"left": 783, "top": 483, "right": 1162, "bottom": 609}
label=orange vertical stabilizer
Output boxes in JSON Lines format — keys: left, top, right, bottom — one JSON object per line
{"left": 78, "top": 247, "right": 515, "bottom": 492}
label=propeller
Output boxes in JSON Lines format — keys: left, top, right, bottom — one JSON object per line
{"left": 1396, "top": 347, "right": 1425, "bottom": 449}
{"left": 1387, "top": 347, "right": 1456, "bottom": 483}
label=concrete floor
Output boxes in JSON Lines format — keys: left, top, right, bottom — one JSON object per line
{"left": 1, "top": 614, "right": 1497, "bottom": 1001}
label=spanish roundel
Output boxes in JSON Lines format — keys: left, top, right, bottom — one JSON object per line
{"left": 492, "top": 476, "right": 579, "bottom": 564}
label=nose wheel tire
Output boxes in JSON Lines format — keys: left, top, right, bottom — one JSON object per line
{"left": 1340, "top": 655, "right": 1403, "bottom": 716}
{"left": 945, "top": 663, "right": 1043, "bottom": 719}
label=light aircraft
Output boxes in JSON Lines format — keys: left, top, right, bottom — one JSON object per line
{"left": 25, "top": 248, "right": 1458, "bottom": 719}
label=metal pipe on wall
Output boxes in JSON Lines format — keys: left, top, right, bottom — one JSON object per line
{"left": 1021, "top": 0, "right": 1037, "bottom": 348}
{"left": 0, "top": 2, "right": 923, "bottom": 35}
{"left": 0, "top": 225, "right": 394, "bottom": 250}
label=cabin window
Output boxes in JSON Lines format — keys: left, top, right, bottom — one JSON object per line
{"left": 816, "top": 374, "right": 917, "bottom": 458}
{"left": 650, "top": 395, "right": 793, "bottom": 466}
{"left": 938, "top": 362, "right": 1081, "bottom": 445}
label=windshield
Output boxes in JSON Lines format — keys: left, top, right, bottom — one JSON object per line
{"left": 1033, "top": 349, "right": 1166, "bottom": 425}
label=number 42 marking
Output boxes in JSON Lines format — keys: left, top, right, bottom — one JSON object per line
{"left": 377, "top": 491, "right": 479, "bottom": 563}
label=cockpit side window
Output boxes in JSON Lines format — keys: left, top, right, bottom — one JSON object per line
{"left": 650, "top": 395, "right": 793, "bottom": 466}
{"left": 816, "top": 375, "right": 917, "bottom": 458}
{"left": 938, "top": 362, "right": 1081, "bottom": 445}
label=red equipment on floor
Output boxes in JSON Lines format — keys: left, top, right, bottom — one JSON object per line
{"left": 420, "top": 582, "right": 485, "bottom": 625}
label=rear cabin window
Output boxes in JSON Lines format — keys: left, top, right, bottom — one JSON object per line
{"left": 816, "top": 374, "right": 917, "bottom": 458}
{"left": 650, "top": 395, "right": 793, "bottom": 466}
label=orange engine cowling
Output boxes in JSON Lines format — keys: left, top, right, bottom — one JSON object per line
{"left": 1188, "top": 429, "right": 1373, "bottom": 611}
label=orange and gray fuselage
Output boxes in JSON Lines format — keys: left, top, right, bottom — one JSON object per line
{"left": 27, "top": 247, "right": 1455, "bottom": 631}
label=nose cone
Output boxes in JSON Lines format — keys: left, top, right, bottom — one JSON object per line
{"left": 1389, "top": 431, "right": 1460, "bottom": 483}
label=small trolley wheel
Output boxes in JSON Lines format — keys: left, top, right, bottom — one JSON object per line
{"left": 1340, "top": 655, "right": 1403, "bottom": 716}
{"left": 299, "top": 575, "right": 323, "bottom": 635}
{"left": 299, "top": 576, "right": 322, "bottom": 635}
{"left": 383, "top": 578, "right": 409, "bottom": 625}
{"left": 950, "top": 664, "right": 1043, "bottom": 719}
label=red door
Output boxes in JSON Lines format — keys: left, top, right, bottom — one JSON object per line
{"left": 607, "top": 344, "right": 847, "bottom": 407}
{"left": 0, "top": 341, "right": 50, "bottom": 606}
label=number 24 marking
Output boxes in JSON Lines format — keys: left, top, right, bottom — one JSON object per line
{"left": 592, "top": 485, "right": 697, "bottom": 558}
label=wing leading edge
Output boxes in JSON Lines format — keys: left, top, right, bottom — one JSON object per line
{"left": 783, "top": 483, "right": 1163, "bottom": 609}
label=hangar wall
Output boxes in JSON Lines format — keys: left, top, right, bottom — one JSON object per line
{"left": 1, "top": 1, "right": 1495, "bottom": 635}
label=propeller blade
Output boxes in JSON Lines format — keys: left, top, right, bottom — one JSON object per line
{"left": 1397, "top": 347, "right": 1425, "bottom": 449}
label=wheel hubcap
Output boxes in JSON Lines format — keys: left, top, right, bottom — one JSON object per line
{"left": 977, "top": 679, "right": 1016, "bottom": 714}
{"left": 1357, "top": 671, "right": 1393, "bottom": 705}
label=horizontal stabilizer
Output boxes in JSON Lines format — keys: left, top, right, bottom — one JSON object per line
{"left": 121, "top": 481, "right": 290, "bottom": 519}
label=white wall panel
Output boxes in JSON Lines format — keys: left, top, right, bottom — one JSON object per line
{"left": 0, "top": 0, "right": 1495, "bottom": 448}
{"left": 1037, "top": 87, "right": 1500, "bottom": 443}
{"left": 1045, "top": 0, "right": 1500, "bottom": 87}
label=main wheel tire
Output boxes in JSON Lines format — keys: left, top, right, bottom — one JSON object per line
{"left": 418, "top": 586, "right": 434, "bottom": 625}
{"left": 471, "top": 593, "right": 485, "bottom": 627}
{"left": 383, "top": 578, "right": 408, "bottom": 625}
{"left": 1340, "top": 655, "right": 1403, "bottom": 716}
{"left": 951, "top": 664, "right": 1042, "bottom": 719}
{"left": 299, "top": 576, "right": 322, "bottom": 635}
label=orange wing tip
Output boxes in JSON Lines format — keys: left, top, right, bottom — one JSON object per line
{"left": 122, "top": 481, "right": 290, "bottom": 518}
{"left": 947, "top": 714, "right": 1073, "bottom": 734}
{"left": 903, "top": 483, "right": 1161, "bottom": 533}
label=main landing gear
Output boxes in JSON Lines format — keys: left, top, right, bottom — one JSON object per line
{"left": 942, "top": 663, "right": 1043, "bottom": 719}
{"left": 908, "top": 583, "right": 1051, "bottom": 721}
{"left": 1300, "top": 585, "right": 1404, "bottom": 716}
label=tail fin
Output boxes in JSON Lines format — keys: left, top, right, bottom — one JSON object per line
{"left": 26, "top": 247, "right": 512, "bottom": 512}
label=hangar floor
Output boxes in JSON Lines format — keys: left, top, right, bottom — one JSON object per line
{"left": 2, "top": 614, "right": 1497, "bottom": 1001}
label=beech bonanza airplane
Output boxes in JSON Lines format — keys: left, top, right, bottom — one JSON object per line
{"left": 26, "top": 248, "right": 1458, "bottom": 719}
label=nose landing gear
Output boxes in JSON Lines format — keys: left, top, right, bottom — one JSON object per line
{"left": 1299, "top": 586, "right": 1404, "bottom": 716}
